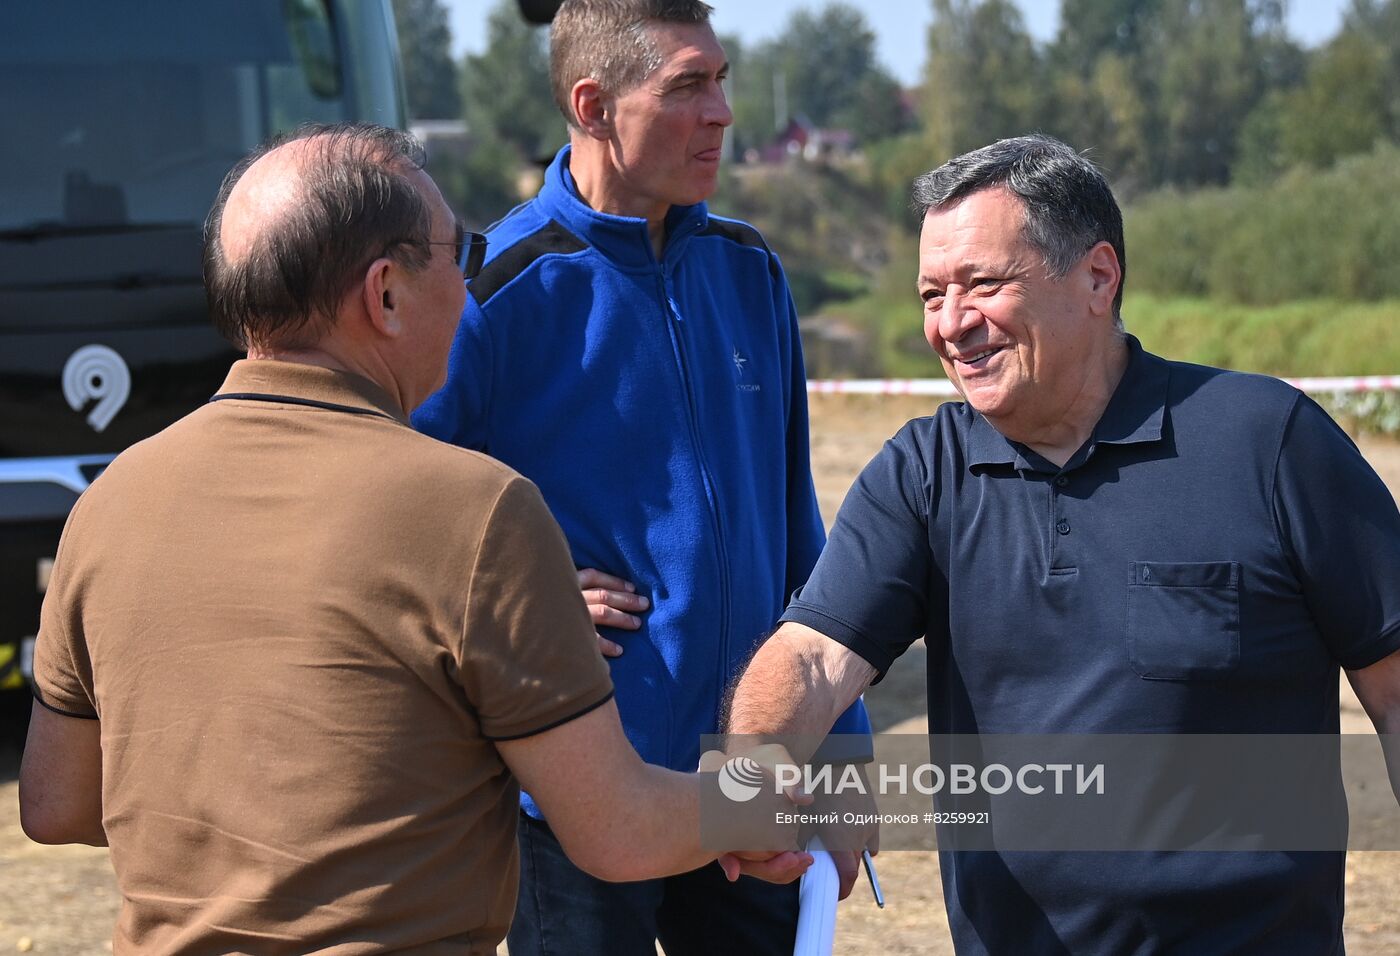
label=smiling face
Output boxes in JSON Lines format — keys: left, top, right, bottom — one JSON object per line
{"left": 918, "top": 187, "right": 1108, "bottom": 440}
{"left": 600, "top": 21, "right": 731, "bottom": 219}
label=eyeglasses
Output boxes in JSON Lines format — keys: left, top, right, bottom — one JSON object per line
{"left": 422, "top": 219, "right": 487, "bottom": 279}
{"left": 380, "top": 220, "right": 488, "bottom": 279}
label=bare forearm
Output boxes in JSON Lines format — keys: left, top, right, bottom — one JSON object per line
{"left": 1379, "top": 735, "right": 1400, "bottom": 806}
{"left": 1366, "top": 704, "right": 1400, "bottom": 804}
{"left": 18, "top": 704, "right": 106, "bottom": 846}
{"left": 502, "top": 701, "right": 715, "bottom": 882}
{"left": 725, "top": 623, "right": 874, "bottom": 760}
{"left": 1348, "top": 651, "right": 1400, "bottom": 804}
{"left": 728, "top": 640, "right": 840, "bottom": 739}
{"left": 595, "top": 763, "right": 711, "bottom": 882}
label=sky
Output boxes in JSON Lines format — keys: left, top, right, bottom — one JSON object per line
{"left": 444, "top": 0, "right": 1350, "bottom": 87}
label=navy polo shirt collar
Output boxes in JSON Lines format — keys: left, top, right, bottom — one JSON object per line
{"left": 965, "top": 333, "right": 1169, "bottom": 473}
{"left": 1094, "top": 334, "right": 1168, "bottom": 447}
{"left": 965, "top": 409, "right": 1018, "bottom": 470}
{"left": 536, "top": 145, "right": 709, "bottom": 271}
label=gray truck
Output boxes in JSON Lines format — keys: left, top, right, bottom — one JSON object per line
{"left": 0, "top": 0, "right": 409, "bottom": 744}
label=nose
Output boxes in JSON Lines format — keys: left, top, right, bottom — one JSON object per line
{"left": 708, "top": 81, "right": 733, "bottom": 127}
{"left": 932, "top": 287, "right": 983, "bottom": 349}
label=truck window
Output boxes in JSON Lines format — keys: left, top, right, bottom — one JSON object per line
{"left": 0, "top": 0, "right": 357, "bottom": 234}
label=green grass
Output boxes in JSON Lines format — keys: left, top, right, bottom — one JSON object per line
{"left": 817, "top": 290, "right": 1400, "bottom": 380}
{"left": 1123, "top": 294, "right": 1400, "bottom": 376}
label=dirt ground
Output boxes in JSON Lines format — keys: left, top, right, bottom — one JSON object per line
{"left": 2, "top": 394, "right": 1398, "bottom": 954}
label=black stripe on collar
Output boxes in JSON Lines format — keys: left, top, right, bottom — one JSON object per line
{"left": 210, "top": 392, "right": 397, "bottom": 421}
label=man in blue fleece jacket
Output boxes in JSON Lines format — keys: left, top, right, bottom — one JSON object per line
{"left": 413, "top": 0, "right": 869, "bottom": 952}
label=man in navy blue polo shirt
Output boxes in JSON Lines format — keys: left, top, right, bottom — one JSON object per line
{"left": 725, "top": 134, "right": 1400, "bottom": 953}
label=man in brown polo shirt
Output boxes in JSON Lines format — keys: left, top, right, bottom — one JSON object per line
{"left": 18, "top": 124, "right": 809, "bottom": 954}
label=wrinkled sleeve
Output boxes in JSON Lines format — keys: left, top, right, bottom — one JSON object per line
{"left": 32, "top": 497, "right": 99, "bottom": 719}
{"left": 1272, "top": 395, "right": 1400, "bottom": 669}
{"left": 459, "top": 477, "right": 614, "bottom": 740}
{"left": 782, "top": 424, "right": 933, "bottom": 681}
{"left": 412, "top": 292, "right": 494, "bottom": 452}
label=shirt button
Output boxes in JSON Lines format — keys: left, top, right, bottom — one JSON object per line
{"left": 1055, "top": 476, "right": 1069, "bottom": 488}
{"left": 1056, "top": 519, "right": 1071, "bottom": 535}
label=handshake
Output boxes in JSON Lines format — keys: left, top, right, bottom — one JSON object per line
{"left": 698, "top": 743, "right": 879, "bottom": 900}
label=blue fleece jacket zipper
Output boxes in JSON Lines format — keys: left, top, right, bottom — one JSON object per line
{"left": 658, "top": 266, "right": 732, "bottom": 700}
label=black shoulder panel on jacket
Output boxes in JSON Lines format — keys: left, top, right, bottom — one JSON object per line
{"left": 699, "top": 217, "right": 769, "bottom": 252}
{"left": 469, "top": 220, "right": 588, "bottom": 306}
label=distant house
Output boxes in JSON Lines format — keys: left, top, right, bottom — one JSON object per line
{"left": 748, "top": 115, "right": 858, "bottom": 165}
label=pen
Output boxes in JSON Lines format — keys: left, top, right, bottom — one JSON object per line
{"left": 862, "top": 849, "right": 884, "bottom": 908}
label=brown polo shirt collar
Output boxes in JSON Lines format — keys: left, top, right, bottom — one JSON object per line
{"left": 212, "top": 359, "right": 409, "bottom": 425}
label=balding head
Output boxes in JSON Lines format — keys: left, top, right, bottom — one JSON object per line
{"left": 203, "top": 124, "right": 433, "bottom": 351}
{"left": 218, "top": 140, "right": 313, "bottom": 265}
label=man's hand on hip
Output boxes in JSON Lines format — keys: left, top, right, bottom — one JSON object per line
{"left": 577, "top": 568, "right": 649, "bottom": 657}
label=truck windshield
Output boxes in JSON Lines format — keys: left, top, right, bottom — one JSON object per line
{"left": 1, "top": 0, "right": 377, "bottom": 233}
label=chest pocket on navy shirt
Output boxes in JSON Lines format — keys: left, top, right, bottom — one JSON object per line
{"left": 1126, "top": 561, "right": 1241, "bottom": 680}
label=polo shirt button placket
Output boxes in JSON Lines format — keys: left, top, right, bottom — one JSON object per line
{"left": 1048, "top": 471, "right": 1077, "bottom": 572}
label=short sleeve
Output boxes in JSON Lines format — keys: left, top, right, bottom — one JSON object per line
{"left": 459, "top": 476, "right": 614, "bottom": 740}
{"left": 31, "top": 498, "right": 99, "bottom": 719}
{"left": 781, "top": 424, "right": 932, "bottom": 680}
{"left": 1272, "top": 395, "right": 1400, "bottom": 669}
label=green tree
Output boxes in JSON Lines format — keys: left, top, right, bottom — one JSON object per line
{"left": 1144, "top": 0, "right": 1269, "bottom": 186}
{"left": 1053, "top": 0, "right": 1157, "bottom": 65}
{"left": 1047, "top": 0, "right": 1173, "bottom": 191}
{"left": 725, "top": 6, "right": 908, "bottom": 155}
{"left": 772, "top": 5, "right": 909, "bottom": 141}
{"left": 838, "top": 69, "right": 911, "bottom": 145}
{"left": 1231, "top": 89, "right": 1289, "bottom": 185}
{"left": 1339, "top": 0, "right": 1400, "bottom": 139}
{"left": 1275, "top": 31, "right": 1390, "bottom": 170}
{"left": 1042, "top": 49, "right": 1153, "bottom": 192}
{"left": 460, "top": 0, "right": 562, "bottom": 161}
{"left": 435, "top": 135, "right": 522, "bottom": 229}
{"left": 922, "top": 0, "right": 1043, "bottom": 164}
{"left": 391, "top": 0, "right": 461, "bottom": 120}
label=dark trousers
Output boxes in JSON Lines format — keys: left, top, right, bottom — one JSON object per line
{"left": 508, "top": 810, "right": 800, "bottom": 956}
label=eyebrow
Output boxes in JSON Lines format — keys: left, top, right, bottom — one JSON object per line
{"left": 919, "top": 260, "right": 1018, "bottom": 288}
{"left": 663, "top": 62, "right": 729, "bottom": 88}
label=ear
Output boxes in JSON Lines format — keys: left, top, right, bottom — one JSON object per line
{"left": 1083, "top": 241, "right": 1121, "bottom": 318}
{"left": 360, "top": 256, "right": 401, "bottom": 337}
{"left": 571, "top": 77, "right": 612, "bottom": 141}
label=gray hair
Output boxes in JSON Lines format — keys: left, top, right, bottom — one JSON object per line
{"left": 550, "top": 0, "right": 713, "bottom": 128}
{"left": 203, "top": 123, "right": 433, "bottom": 350}
{"left": 912, "top": 134, "right": 1127, "bottom": 322}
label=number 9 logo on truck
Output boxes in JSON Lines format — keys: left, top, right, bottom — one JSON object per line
{"left": 63, "top": 344, "right": 131, "bottom": 433}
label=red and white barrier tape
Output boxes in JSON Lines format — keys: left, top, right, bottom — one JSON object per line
{"left": 1281, "top": 376, "right": 1400, "bottom": 394}
{"left": 808, "top": 379, "right": 958, "bottom": 396}
{"left": 808, "top": 375, "right": 1400, "bottom": 397}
